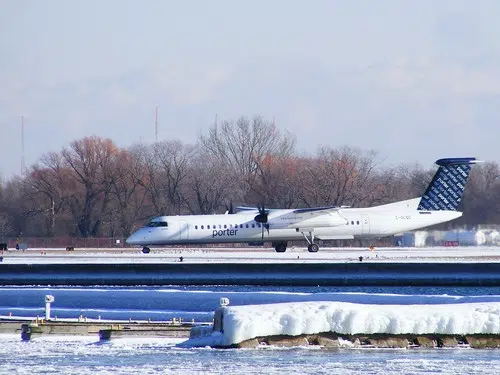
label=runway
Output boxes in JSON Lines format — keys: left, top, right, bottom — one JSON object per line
{"left": 2, "top": 245, "right": 500, "bottom": 264}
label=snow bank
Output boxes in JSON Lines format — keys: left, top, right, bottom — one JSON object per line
{"left": 182, "top": 301, "right": 500, "bottom": 347}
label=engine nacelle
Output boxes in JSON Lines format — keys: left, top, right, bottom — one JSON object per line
{"left": 270, "top": 212, "right": 347, "bottom": 229}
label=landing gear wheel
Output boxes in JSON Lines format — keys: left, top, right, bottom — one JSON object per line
{"left": 307, "top": 243, "right": 319, "bottom": 253}
{"left": 273, "top": 241, "right": 287, "bottom": 253}
{"left": 142, "top": 246, "right": 151, "bottom": 254}
{"left": 275, "top": 244, "right": 287, "bottom": 253}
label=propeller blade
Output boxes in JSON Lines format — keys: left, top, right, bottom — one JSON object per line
{"left": 255, "top": 203, "right": 269, "bottom": 239}
{"left": 254, "top": 203, "right": 268, "bottom": 223}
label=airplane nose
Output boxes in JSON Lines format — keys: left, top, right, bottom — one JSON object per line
{"left": 126, "top": 229, "right": 146, "bottom": 245}
{"left": 125, "top": 233, "right": 137, "bottom": 245}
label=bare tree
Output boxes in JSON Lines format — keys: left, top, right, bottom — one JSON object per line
{"left": 199, "top": 116, "right": 296, "bottom": 202}
{"left": 251, "top": 155, "right": 304, "bottom": 208}
{"left": 298, "top": 146, "right": 380, "bottom": 207}
{"left": 183, "top": 149, "right": 237, "bottom": 214}
{"left": 131, "top": 140, "right": 193, "bottom": 216}
{"left": 154, "top": 140, "right": 194, "bottom": 215}
{"left": 58, "top": 136, "right": 120, "bottom": 237}
{"left": 460, "top": 161, "right": 500, "bottom": 225}
{"left": 107, "top": 147, "right": 149, "bottom": 237}
{"left": 24, "top": 156, "right": 68, "bottom": 237}
{"left": 0, "top": 177, "right": 33, "bottom": 237}
{"left": 0, "top": 213, "right": 11, "bottom": 241}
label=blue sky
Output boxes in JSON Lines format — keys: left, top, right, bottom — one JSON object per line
{"left": 1, "top": 0, "right": 499, "bottom": 178}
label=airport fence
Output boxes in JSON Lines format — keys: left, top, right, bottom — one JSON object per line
{"left": 2, "top": 237, "right": 128, "bottom": 250}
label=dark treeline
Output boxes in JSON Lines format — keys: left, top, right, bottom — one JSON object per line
{"left": 0, "top": 116, "right": 499, "bottom": 239}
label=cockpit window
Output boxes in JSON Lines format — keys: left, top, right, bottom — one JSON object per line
{"left": 147, "top": 221, "right": 168, "bottom": 227}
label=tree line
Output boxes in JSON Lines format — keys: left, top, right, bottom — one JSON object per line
{"left": 0, "top": 116, "right": 499, "bottom": 240}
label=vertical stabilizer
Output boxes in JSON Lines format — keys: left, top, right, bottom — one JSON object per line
{"left": 417, "top": 157, "right": 477, "bottom": 211}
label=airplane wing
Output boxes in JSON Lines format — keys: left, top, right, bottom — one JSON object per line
{"left": 234, "top": 206, "right": 260, "bottom": 213}
{"left": 236, "top": 205, "right": 348, "bottom": 216}
{"left": 292, "top": 206, "right": 340, "bottom": 214}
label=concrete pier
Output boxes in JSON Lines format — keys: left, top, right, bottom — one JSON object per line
{"left": 16, "top": 320, "right": 199, "bottom": 341}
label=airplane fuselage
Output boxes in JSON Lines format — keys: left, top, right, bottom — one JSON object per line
{"left": 126, "top": 198, "right": 461, "bottom": 247}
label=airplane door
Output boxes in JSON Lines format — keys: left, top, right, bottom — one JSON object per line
{"left": 179, "top": 220, "right": 189, "bottom": 240}
{"left": 361, "top": 215, "right": 370, "bottom": 235}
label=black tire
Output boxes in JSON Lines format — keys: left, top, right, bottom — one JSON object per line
{"left": 275, "top": 245, "right": 287, "bottom": 253}
{"left": 307, "top": 243, "right": 319, "bottom": 253}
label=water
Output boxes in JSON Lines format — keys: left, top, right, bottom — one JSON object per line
{"left": 1, "top": 285, "right": 500, "bottom": 374}
{"left": 1, "top": 285, "right": 500, "bottom": 322}
{"left": 0, "top": 335, "right": 499, "bottom": 374}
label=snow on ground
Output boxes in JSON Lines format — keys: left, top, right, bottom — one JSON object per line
{"left": 182, "top": 301, "right": 500, "bottom": 347}
{"left": 2, "top": 246, "right": 500, "bottom": 264}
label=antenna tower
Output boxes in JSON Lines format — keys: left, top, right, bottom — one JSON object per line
{"left": 155, "top": 106, "right": 159, "bottom": 142}
{"left": 214, "top": 113, "right": 218, "bottom": 136}
{"left": 21, "top": 116, "right": 26, "bottom": 174}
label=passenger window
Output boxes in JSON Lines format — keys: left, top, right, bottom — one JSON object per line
{"left": 252, "top": 224, "right": 255, "bottom": 228}
{"left": 351, "top": 221, "right": 354, "bottom": 225}
{"left": 201, "top": 225, "right": 204, "bottom": 229}
{"left": 224, "top": 224, "right": 227, "bottom": 229}
{"left": 240, "top": 224, "right": 243, "bottom": 228}
{"left": 357, "top": 221, "right": 360, "bottom": 225}
{"left": 246, "top": 224, "right": 249, "bottom": 228}
{"left": 195, "top": 225, "right": 198, "bottom": 230}
{"left": 207, "top": 225, "right": 210, "bottom": 229}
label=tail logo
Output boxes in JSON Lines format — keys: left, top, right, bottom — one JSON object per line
{"left": 417, "top": 157, "right": 477, "bottom": 211}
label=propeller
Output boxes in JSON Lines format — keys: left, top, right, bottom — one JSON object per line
{"left": 254, "top": 204, "right": 270, "bottom": 239}
{"left": 225, "top": 200, "right": 234, "bottom": 215}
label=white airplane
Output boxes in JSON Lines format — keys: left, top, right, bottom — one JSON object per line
{"left": 126, "top": 157, "right": 478, "bottom": 253}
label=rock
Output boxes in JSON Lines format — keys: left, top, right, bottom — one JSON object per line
{"left": 364, "top": 338, "right": 409, "bottom": 348}
{"left": 314, "top": 335, "right": 341, "bottom": 348}
{"left": 414, "top": 336, "right": 437, "bottom": 348}
{"left": 466, "top": 336, "right": 500, "bottom": 349}
{"left": 236, "top": 338, "right": 260, "bottom": 349}
{"left": 265, "top": 335, "right": 310, "bottom": 347}
{"left": 438, "top": 337, "right": 459, "bottom": 347}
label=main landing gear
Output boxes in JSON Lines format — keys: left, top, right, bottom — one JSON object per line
{"left": 273, "top": 241, "right": 287, "bottom": 253}
{"left": 298, "top": 229, "right": 320, "bottom": 253}
{"left": 272, "top": 234, "right": 321, "bottom": 253}
{"left": 307, "top": 243, "right": 319, "bottom": 253}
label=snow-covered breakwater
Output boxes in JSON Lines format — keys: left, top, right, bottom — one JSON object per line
{"left": 182, "top": 300, "right": 500, "bottom": 348}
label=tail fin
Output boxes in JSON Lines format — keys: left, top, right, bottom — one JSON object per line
{"left": 417, "top": 157, "right": 477, "bottom": 211}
